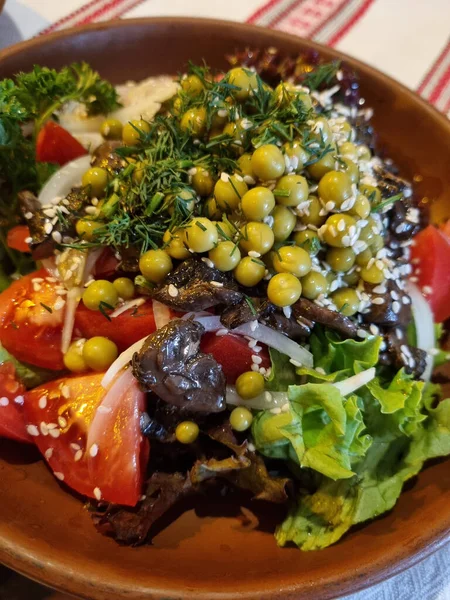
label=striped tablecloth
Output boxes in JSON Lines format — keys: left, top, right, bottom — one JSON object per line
{"left": 0, "top": 1, "right": 449, "bottom": 600}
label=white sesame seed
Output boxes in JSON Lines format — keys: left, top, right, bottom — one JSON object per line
{"left": 372, "top": 297, "right": 384, "bottom": 305}
{"left": 74, "top": 449, "right": 83, "bottom": 462}
{"left": 270, "top": 407, "right": 282, "bottom": 415}
{"left": 52, "top": 231, "right": 62, "bottom": 244}
{"left": 210, "top": 281, "right": 224, "bottom": 288}
{"left": 372, "top": 285, "right": 386, "bottom": 294}
{"left": 44, "top": 448, "right": 53, "bottom": 460}
{"left": 44, "top": 222, "right": 53, "bottom": 235}
{"left": 40, "top": 422, "right": 49, "bottom": 436}
{"left": 329, "top": 225, "right": 337, "bottom": 237}
{"left": 89, "top": 443, "right": 99, "bottom": 457}
{"left": 283, "top": 306, "right": 292, "bottom": 319}
{"left": 54, "top": 472, "right": 65, "bottom": 481}
{"left": 85, "top": 206, "right": 98, "bottom": 215}
{"left": 357, "top": 328, "right": 368, "bottom": 338}
{"left": 168, "top": 284, "right": 179, "bottom": 297}
{"left": 253, "top": 345, "right": 262, "bottom": 353}
{"left": 26, "top": 424, "right": 39, "bottom": 437}
{"left": 243, "top": 175, "right": 256, "bottom": 185}
{"left": 422, "top": 285, "right": 432, "bottom": 294}
{"left": 220, "top": 172, "right": 230, "bottom": 182}
{"left": 247, "top": 338, "right": 257, "bottom": 349}
{"left": 289, "top": 359, "right": 302, "bottom": 367}
{"left": 250, "top": 320, "right": 258, "bottom": 332}
{"left": 38, "top": 396, "right": 47, "bottom": 409}
{"left": 46, "top": 422, "right": 58, "bottom": 429}
{"left": 24, "top": 211, "right": 33, "bottom": 219}
{"left": 217, "top": 108, "right": 228, "bottom": 118}
{"left": 201, "top": 257, "right": 214, "bottom": 269}
{"left": 0, "top": 397, "right": 9, "bottom": 406}
{"left": 33, "top": 283, "right": 42, "bottom": 292}
{"left": 53, "top": 298, "right": 66, "bottom": 311}
{"left": 251, "top": 364, "right": 260, "bottom": 372}
{"left": 337, "top": 219, "right": 345, "bottom": 232}
{"left": 70, "top": 442, "right": 81, "bottom": 451}
{"left": 216, "top": 328, "right": 229, "bottom": 337}
{"left": 248, "top": 250, "right": 261, "bottom": 258}
{"left": 97, "top": 405, "right": 112, "bottom": 414}
{"left": 402, "top": 295, "right": 411, "bottom": 304}
{"left": 56, "top": 289, "right": 68, "bottom": 296}
{"left": 14, "top": 395, "right": 24, "bottom": 405}
{"left": 392, "top": 301, "right": 401, "bottom": 314}
{"left": 281, "top": 402, "right": 290, "bottom": 413}
{"left": 369, "top": 324, "right": 379, "bottom": 335}
{"left": 25, "top": 236, "right": 33, "bottom": 244}
{"left": 49, "top": 428, "right": 60, "bottom": 439}
{"left": 64, "top": 269, "right": 73, "bottom": 281}
{"left": 93, "top": 487, "right": 102, "bottom": 501}
{"left": 341, "top": 235, "right": 351, "bottom": 247}
{"left": 252, "top": 355, "right": 263, "bottom": 365}
{"left": 58, "top": 416, "right": 67, "bottom": 428}
{"left": 325, "top": 201, "right": 335, "bottom": 211}
{"left": 247, "top": 442, "right": 256, "bottom": 452}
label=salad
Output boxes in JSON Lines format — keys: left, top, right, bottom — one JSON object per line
{"left": 0, "top": 50, "right": 449, "bottom": 551}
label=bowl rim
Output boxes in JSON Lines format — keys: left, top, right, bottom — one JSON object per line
{"left": 0, "top": 16, "right": 450, "bottom": 600}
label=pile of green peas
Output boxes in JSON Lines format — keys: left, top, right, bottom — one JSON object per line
{"left": 75, "top": 67, "right": 386, "bottom": 321}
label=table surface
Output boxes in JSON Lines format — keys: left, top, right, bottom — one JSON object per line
{"left": 0, "top": 1, "right": 449, "bottom": 599}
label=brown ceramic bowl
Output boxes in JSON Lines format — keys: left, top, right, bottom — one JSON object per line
{"left": 0, "top": 17, "right": 449, "bottom": 600}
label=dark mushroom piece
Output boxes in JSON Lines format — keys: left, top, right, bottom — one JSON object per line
{"left": 91, "top": 141, "right": 125, "bottom": 174}
{"left": 292, "top": 297, "right": 358, "bottom": 339}
{"left": 380, "top": 329, "right": 427, "bottom": 379}
{"left": 144, "top": 259, "right": 243, "bottom": 312}
{"left": 132, "top": 318, "right": 226, "bottom": 414}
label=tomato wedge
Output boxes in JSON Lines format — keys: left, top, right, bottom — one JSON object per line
{"left": 0, "top": 362, "right": 30, "bottom": 443}
{"left": 411, "top": 225, "right": 450, "bottom": 323}
{"left": 36, "top": 121, "right": 87, "bottom": 166}
{"left": 94, "top": 248, "right": 120, "bottom": 279}
{"left": 0, "top": 269, "right": 65, "bottom": 370}
{"left": 7, "top": 225, "right": 31, "bottom": 253}
{"left": 201, "top": 332, "right": 270, "bottom": 383}
{"left": 75, "top": 301, "right": 159, "bottom": 352}
{"left": 23, "top": 369, "right": 148, "bottom": 506}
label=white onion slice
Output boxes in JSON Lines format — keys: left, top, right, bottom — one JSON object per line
{"left": 73, "top": 132, "right": 104, "bottom": 152}
{"left": 226, "top": 386, "right": 288, "bottom": 410}
{"left": 333, "top": 367, "right": 376, "bottom": 396}
{"left": 61, "top": 287, "right": 82, "bottom": 354}
{"left": 58, "top": 113, "right": 104, "bottom": 134}
{"left": 101, "top": 337, "right": 147, "bottom": 389}
{"left": 152, "top": 300, "right": 172, "bottom": 329}
{"left": 407, "top": 282, "right": 435, "bottom": 381}
{"left": 233, "top": 321, "right": 313, "bottom": 368}
{"left": 38, "top": 155, "right": 91, "bottom": 206}
{"left": 227, "top": 368, "right": 376, "bottom": 411}
{"left": 111, "top": 298, "right": 146, "bottom": 318}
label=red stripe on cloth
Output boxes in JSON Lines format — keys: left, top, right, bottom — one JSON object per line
{"left": 39, "top": 0, "right": 107, "bottom": 35}
{"left": 307, "top": 0, "right": 351, "bottom": 39}
{"left": 246, "top": 0, "right": 287, "bottom": 24}
{"left": 114, "top": 0, "right": 147, "bottom": 18}
{"left": 417, "top": 40, "right": 450, "bottom": 95}
{"left": 269, "top": 0, "right": 306, "bottom": 28}
{"left": 327, "top": 0, "right": 375, "bottom": 46}
{"left": 76, "top": 0, "right": 130, "bottom": 24}
{"left": 428, "top": 63, "right": 450, "bottom": 104}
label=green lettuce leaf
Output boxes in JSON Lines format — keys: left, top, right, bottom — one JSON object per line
{"left": 276, "top": 389, "right": 450, "bottom": 551}
{"left": 0, "top": 343, "right": 61, "bottom": 388}
{"left": 266, "top": 348, "right": 298, "bottom": 391}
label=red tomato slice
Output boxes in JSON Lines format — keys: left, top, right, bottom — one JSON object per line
{"left": 0, "top": 269, "right": 65, "bottom": 370}
{"left": 411, "top": 225, "right": 450, "bottom": 323}
{"left": 75, "top": 300, "right": 158, "bottom": 352}
{"left": 0, "top": 362, "right": 31, "bottom": 443}
{"left": 36, "top": 121, "right": 87, "bottom": 166}
{"left": 7, "top": 225, "right": 31, "bottom": 253}
{"left": 201, "top": 332, "right": 270, "bottom": 384}
{"left": 23, "top": 369, "right": 148, "bottom": 506}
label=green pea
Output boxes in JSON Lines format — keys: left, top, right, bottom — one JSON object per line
{"left": 326, "top": 247, "right": 356, "bottom": 272}
{"left": 274, "top": 174, "right": 309, "bottom": 207}
{"left": 332, "top": 288, "right": 360, "bottom": 316}
{"left": 300, "top": 271, "right": 328, "bottom": 300}
{"left": 272, "top": 205, "right": 296, "bottom": 242}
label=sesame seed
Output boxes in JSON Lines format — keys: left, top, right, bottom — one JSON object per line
{"left": 25, "top": 236, "right": 33, "bottom": 244}
{"left": 89, "top": 443, "right": 99, "bottom": 457}
{"left": 40, "top": 422, "right": 49, "bottom": 436}
{"left": 53, "top": 298, "right": 66, "bottom": 311}
{"left": 168, "top": 284, "right": 179, "bottom": 297}
{"left": 247, "top": 442, "right": 256, "bottom": 452}
{"left": 38, "top": 396, "right": 47, "bottom": 409}
{"left": 372, "top": 297, "right": 384, "bottom": 305}
{"left": 289, "top": 359, "right": 302, "bottom": 367}
{"left": 253, "top": 345, "right": 262, "bottom": 353}
{"left": 70, "top": 443, "right": 81, "bottom": 451}
{"left": 64, "top": 269, "right": 73, "bottom": 281}
{"left": 220, "top": 172, "right": 230, "bottom": 182}
{"left": 216, "top": 328, "right": 229, "bottom": 337}
{"left": 341, "top": 235, "right": 351, "bottom": 247}
{"left": 14, "top": 395, "right": 24, "bottom": 405}
{"left": 26, "top": 424, "right": 39, "bottom": 437}
{"left": 44, "top": 448, "right": 53, "bottom": 460}
{"left": 402, "top": 296, "right": 411, "bottom": 304}
{"left": 85, "top": 206, "right": 98, "bottom": 215}
{"left": 247, "top": 338, "right": 257, "bottom": 349}
{"left": 33, "top": 283, "right": 42, "bottom": 292}
{"left": 281, "top": 403, "right": 290, "bottom": 413}
{"left": 357, "top": 328, "right": 368, "bottom": 338}
{"left": 24, "top": 211, "right": 33, "bottom": 219}
{"left": 52, "top": 231, "right": 62, "bottom": 244}
{"left": 375, "top": 259, "right": 384, "bottom": 270}
{"left": 54, "top": 472, "right": 64, "bottom": 481}
{"left": 422, "top": 285, "right": 432, "bottom": 294}
{"left": 369, "top": 324, "right": 379, "bottom": 335}
{"left": 259, "top": 367, "right": 267, "bottom": 375}
{"left": 58, "top": 416, "right": 67, "bottom": 428}
{"left": 372, "top": 285, "right": 386, "bottom": 294}
{"left": 252, "top": 355, "right": 263, "bottom": 365}
{"left": 44, "top": 222, "right": 53, "bottom": 235}
{"left": 49, "top": 428, "right": 60, "bottom": 439}
{"left": 217, "top": 109, "right": 228, "bottom": 118}
{"left": 270, "top": 407, "right": 282, "bottom": 415}
{"left": 337, "top": 219, "right": 345, "bottom": 232}
{"left": 283, "top": 306, "right": 292, "bottom": 319}
{"left": 97, "top": 405, "right": 112, "bottom": 414}
{"left": 248, "top": 250, "right": 261, "bottom": 258}
{"left": 93, "top": 487, "right": 102, "bottom": 501}
{"left": 0, "top": 397, "right": 9, "bottom": 406}
{"left": 392, "top": 301, "right": 401, "bottom": 314}
{"left": 325, "top": 201, "right": 335, "bottom": 211}
{"left": 251, "top": 364, "right": 260, "bottom": 372}
{"left": 265, "top": 392, "right": 273, "bottom": 402}
{"left": 210, "top": 281, "right": 224, "bottom": 288}
{"left": 56, "top": 289, "right": 68, "bottom": 296}
{"left": 74, "top": 449, "right": 83, "bottom": 462}
{"left": 201, "top": 257, "right": 214, "bottom": 269}
{"left": 250, "top": 320, "right": 258, "bottom": 332}
{"left": 243, "top": 175, "right": 256, "bottom": 185}
{"left": 329, "top": 225, "right": 337, "bottom": 237}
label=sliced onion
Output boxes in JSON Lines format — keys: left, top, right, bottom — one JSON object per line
{"left": 59, "top": 113, "right": 104, "bottom": 135}
{"left": 101, "top": 337, "right": 147, "bottom": 389}
{"left": 111, "top": 298, "right": 146, "bottom": 318}
{"left": 226, "top": 386, "right": 288, "bottom": 410}
{"left": 82, "top": 248, "right": 103, "bottom": 284}
{"left": 152, "top": 300, "right": 172, "bottom": 329}
{"left": 234, "top": 321, "right": 313, "bottom": 368}
{"left": 333, "top": 367, "right": 376, "bottom": 396}
{"left": 407, "top": 282, "right": 435, "bottom": 381}
{"left": 73, "top": 132, "right": 104, "bottom": 151}
{"left": 61, "top": 287, "right": 82, "bottom": 354}
{"left": 38, "top": 155, "right": 91, "bottom": 206}
{"left": 188, "top": 314, "right": 223, "bottom": 332}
